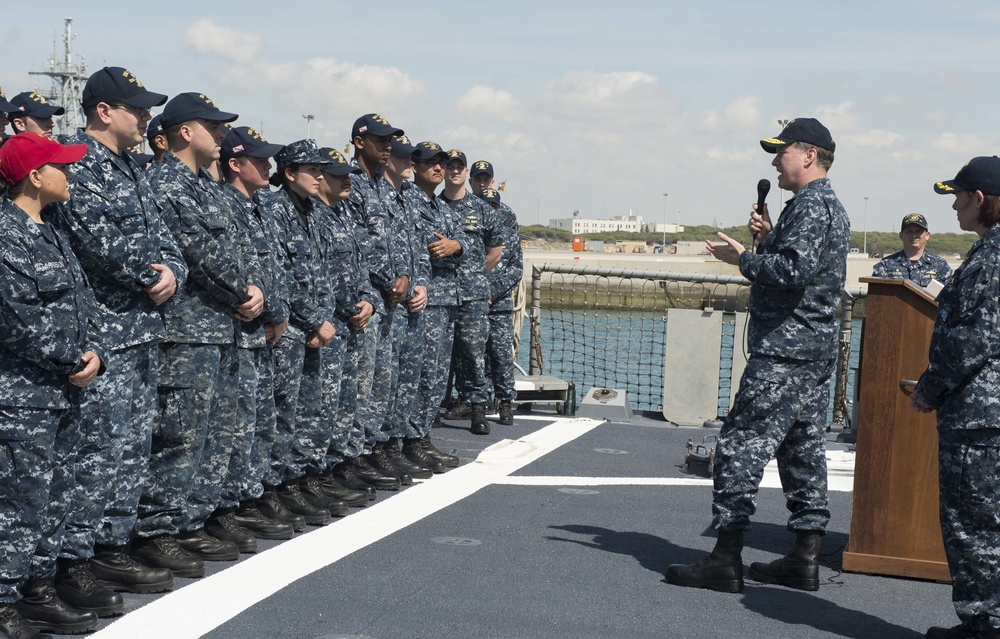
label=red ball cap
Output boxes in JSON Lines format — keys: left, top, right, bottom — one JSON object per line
{"left": 0, "top": 132, "right": 87, "bottom": 185}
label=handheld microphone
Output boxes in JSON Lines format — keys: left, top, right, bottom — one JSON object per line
{"left": 754, "top": 179, "right": 771, "bottom": 239}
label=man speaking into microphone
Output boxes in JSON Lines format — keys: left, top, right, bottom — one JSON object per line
{"left": 665, "top": 118, "right": 850, "bottom": 593}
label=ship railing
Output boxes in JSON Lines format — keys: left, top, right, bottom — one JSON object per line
{"left": 525, "top": 263, "right": 866, "bottom": 428}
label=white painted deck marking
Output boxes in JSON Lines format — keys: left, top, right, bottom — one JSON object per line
{"left": 90, "top": 418, "right": 854, "bottom": 638}
{"left": 90, "top": 417, "right": 604, "bottom": 639}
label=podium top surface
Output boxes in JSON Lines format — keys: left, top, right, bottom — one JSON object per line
{"left": 859, "top": 276, "right": 939, "bottom": 307}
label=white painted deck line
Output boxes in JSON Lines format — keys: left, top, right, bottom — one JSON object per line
{"left": 89, "top": 417, "right": 604, "bottom": 639}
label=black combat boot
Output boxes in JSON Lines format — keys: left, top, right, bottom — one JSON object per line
{"left": 367, "top": 443, "right": 413, "bottom": 486}
{"left": 89, "top": 545, "right": 174, "bottom": 593}
{"left": 924, "top": 623, "right": 1000, "bottom": 638}
{"left": 0, "top": 603, "right": 50, "bottom": 639}
{"left": 53, "top": 560, "right": 124, "bottom": 618}
{"left": 176, "top": 528, "right": 240, "bottom": 561}
{"left": 299, "top": 474, "right": 349, "bottom": 516}
{"left": 257, "top": 488, "right": 307, "bottom": 531}
{"left": 498, "top": 400, "right": 514, "bottom": 425}
{"left": 470, "top": 402, "right": 490, "bottom": 435}
{"left": 276, "top": 480, "right": 332, "bottom": 525}
{"left": 317, "top": 472, "right": 370, "bottom": 507}
{"left": 431, "top": 414, "right": 442, "bottom": 429}
{"left": 330, "top": 461, "right": 378, "bottom": 499}
{"left": 234, "top": 500, "right": 295, "bottom": 539}
{"left": 664, "top": 528, "right": 744, "bottom": 593}
{"left": 384, "top": 438, "right": 433, "bottom": 479}
{"left": 131, "top": 534, "right": 205, "bottom": 579}
{"left": 349, "top": 455, "right": 401, "bottom": 491}
{"left": 421, "top": 434, "right": 459, "bottom": 468}
{"left": 444, "top": 401, "right": 471, "bottom": 420}
{"left": 205, "top": 510, "right": 260, "bottom": 553}
{"left": 16, "top": 579, "right": 98, "bottom": 635}
{"left": 402, "top": 437, "right": 447, "bottom": 473}
{"left": 748, "top": 531, "right": 821, "bottom": 591}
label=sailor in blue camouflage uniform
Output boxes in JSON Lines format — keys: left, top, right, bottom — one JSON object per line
{"left": 7, "top": 92, "right": 64, "bottom": 138}
{"left": 258, "top": 139, "right": 342, "bottom": 526}
{"left": 45, "top": 67, "right": 183, "bottom": 612}
{"left": 309, "top": 147, "right": 378, "bottom": 505}
{"left": 147, "top": 114, "right": 166, "bottom": 164}
{"left": 343, "top": 114, "right": 415, "bottom": 488}
{"left": 913, "top": 157, "right": 1000, "bottom": 639}
{"left": 135, "top": 92, "right": 261, "bottom": 574}
{"left": 471, "top": 161, "right": 523, "bottom": 426}
{"left": 0, "top": 132, "right": 105, "bottom": 638}
{"left": 215, "top": 127, "right": 296, "bottom": 545}
{"left": 666, "top": 118, "right": 850, "bottom": 594}
{"left": 872, "top": 213, "right": 953, "bottom": 287}
{"left": 379, "top": 135, "right": 436, "bottom": 477}
{"left": 441, "top": 149, "right": 501, "bottom": 435}
{"left": 403, "top": 142, "right": 464, "bottom": 469}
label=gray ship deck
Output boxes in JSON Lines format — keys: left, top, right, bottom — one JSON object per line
{"left": 77, "top": 411, "right": 949, "bottom": 639}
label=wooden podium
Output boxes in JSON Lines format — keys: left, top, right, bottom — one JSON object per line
{"left": 842, "top": 277, "right": 951, "bottom": 582}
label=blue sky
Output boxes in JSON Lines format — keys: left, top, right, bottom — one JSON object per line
{"left": 7, "top": 1, "right": 1000, "bottom": 235}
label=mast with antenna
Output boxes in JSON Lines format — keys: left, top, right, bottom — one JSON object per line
{"left": 29, "top": 18, "right": 88, "bottom": 134}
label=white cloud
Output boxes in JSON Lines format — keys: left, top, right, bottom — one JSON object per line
{"left": 184, "top": 19, "right": 261, "bottom": 64}
{"left": 815, "top": 102, "right": 860, "bottom": 133}
{"left": 842, "top": 129, "right": 904, "bottom": 148}
{"left": 457, "top": 85, "right": 522, "bottom": 124}
{"left": 931, "top": 133, "right": 983, "bottom": 155}
{"left": 723, "top": 96, "right": 760, "bottom": 127}
{"left": 540, "top": 70, "right": 658, "bottom": 107}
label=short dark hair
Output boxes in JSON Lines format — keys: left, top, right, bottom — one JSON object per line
{"left": 221, "top": 155, "right": 246, "bottom": 182}
{"left": 979, "top": 193, "right": 1000, "bottom": 228}
{"left": 792, "top": 141, "right": 834, "bottom": 170}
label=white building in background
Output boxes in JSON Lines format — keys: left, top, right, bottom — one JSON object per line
{"left": 653, "top": 223, "right": 685, "bottom": 234}
{"left": 549, "top": 213, "right": 643, "bottom": 234}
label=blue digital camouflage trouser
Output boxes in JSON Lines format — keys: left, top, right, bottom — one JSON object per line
{"left": 0, "top": 404, "right": 79, "bottom": 601}
{"left": 328, "top": 330, "right": 365, "bottom": 466}
{"left": 409, "top": 305, "right": 456, "bottom": 438}
{"left": 387, "top": 309, "right": 425, "bottom": 440}
{"left": 356, "top": 308, "right": 400, "bottom": 453}
{"left": 287, "top": 336, "right": 344, "bottom": 478}
{"left": 938, "top": 430, "right": 1000, "bottom": 634}
{"left": 266, "top": 334, "right": 305, "bottom": 488}
{"left": 223, "top": 345, "right": 276, "bottom": 508}
{"left": 137, "top": 342, "right": 230, "bottom": 537}
{"left": 486, "top": 310, "right": 516, "bottom": 402}
{"left": 60, "top": 342, "right": 157, "bottom": 559}
{"left": 712, "top": 355, "right": 833, "bottom": 533}
{"left": 453, "top": 299, "right": 490, "bottom": 405}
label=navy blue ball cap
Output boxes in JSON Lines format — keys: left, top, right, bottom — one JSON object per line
{"left": 445, "top": 148, "right": 467, "bottom": 167}
{"left": 269, "top": 139, "right": 331, "bottom": 185}
{"left": 351, "top": 113, "right": 403, "bottom": 139}
{"left": 411, "top": 141, "right": 448, "bottom": 162}
{"left": 160, "top": 92, "right": 238, "bottom": 129}
{"left": 221, "top": 126, "right": 283, "bottom": 160}
{"left": 9, "top": 92, "right": 65, "bottom": 118}
{"left": 0, "top": 86, "right": 15, "bottom": 112}
{"left": 934, "top": 156, "right": 1000, "bottom": 197}
{"left": 470, "top": 160, "right": 494, "bottom": 178}
{"left": 390, "top": 134, "right": 415, "bottom": 158}
{"left": 146, "top": 114, "right": 164, "bottom": 145}
{"left": 760, "top": 117, "right": 835, "bottom": 154}
{"left": 476, "top": 187, "right": 501, "bottom": 206}
{"left": 318, "top": 147, "right": 363, "bottom": 176}
{"left": 82, "top": 66, "right": 167, "bottom": 109}
{"left": 900, "top": 213, "right": 929, "bottom": 231}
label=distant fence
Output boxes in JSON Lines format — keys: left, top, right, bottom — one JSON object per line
{"left": 527, "top": 263, "right": 865, "bottom": 423}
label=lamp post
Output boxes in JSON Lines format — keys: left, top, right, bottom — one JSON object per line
{"left": 863, "top": 196, "right": 869, "bottom": 256}
{"left": 302, "top": 114, "right": 315, "bottom": 139}
{"left": 662, "top": 192, "right": 668, "bottom": 248}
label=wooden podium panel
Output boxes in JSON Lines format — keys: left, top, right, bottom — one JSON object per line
{"left": 842, "top": 278, "right": 951, "bottom": 582}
